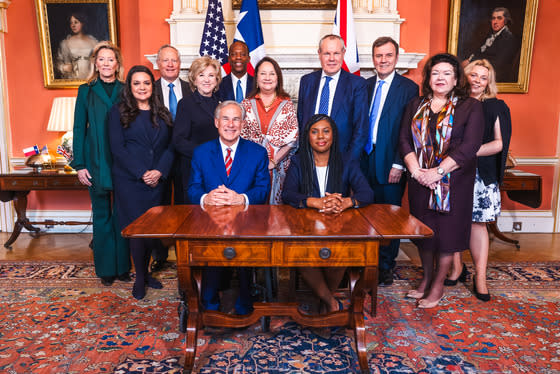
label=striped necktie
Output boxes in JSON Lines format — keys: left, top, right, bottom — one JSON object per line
{"left": 225, "top": 147, "right": 232, "bottom": 176}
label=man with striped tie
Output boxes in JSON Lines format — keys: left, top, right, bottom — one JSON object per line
{"left": 188, "top": 101, "right": 270, "bottom": 314}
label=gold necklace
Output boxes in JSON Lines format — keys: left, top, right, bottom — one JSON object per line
{"left": 262, "top": 94, "right": 277, "bottom": 111}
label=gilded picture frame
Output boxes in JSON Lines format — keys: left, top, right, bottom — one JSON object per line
{"left": 35, "top": 0, "right": 118, "bottom": 89}
{"left": 447, "top": 0, "right": 538, "bottom": 93}
{"left": 232, "top": 0, "right": 336, "bottom": 9}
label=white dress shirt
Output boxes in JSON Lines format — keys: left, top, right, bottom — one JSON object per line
{"left": 231, "top": 73, "right": 249, "bottom": 102}
{"left": 314, "top": 70, "right": 341, "bottom": 115}
{"left": 160, "top": 77, "right": 183, "bottom": 110}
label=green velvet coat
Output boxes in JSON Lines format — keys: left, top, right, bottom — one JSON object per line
{"left": 70, "top": 79, "right": 123, "bottom": 191}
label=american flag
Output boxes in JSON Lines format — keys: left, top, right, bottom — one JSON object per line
{"left": 199, "top": 0, "right": 229, "bottom": 73}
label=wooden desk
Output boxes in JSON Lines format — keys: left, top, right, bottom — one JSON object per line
{"left": 122, "top": 204, "right": 432, "bottom": 373}
{"left": 0, "top": 170, "right": 88, "bottom": 248}
{"left": 488, "top": 169, "right": 542, "bottom": 249}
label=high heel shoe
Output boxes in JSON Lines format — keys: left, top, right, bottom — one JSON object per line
{"left": 444, "top": 263, "right": 469, "bottom": 286}
{"left": 406, "top": 289, "right": 425, "bottom": 299}
{"left": 473, "top": 277, "right": 491, "bottom": 302}
{"left": 417, "top": 296, "right": 443, "bottom": 309}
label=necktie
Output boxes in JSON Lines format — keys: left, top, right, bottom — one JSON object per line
{"left": 236, "top": 80, "right": 243, "bottom": 103}
{"left": 365, "top": 80, "right": 385, "bottom": 154}
{"left": 225, "top": 148, "right": 233, "bottom": 176}
{"left": 318, "top": 76, "right": 332, "bottom": 115}
{"left": 168, "top": 83, "right": 177, "bottom": 120}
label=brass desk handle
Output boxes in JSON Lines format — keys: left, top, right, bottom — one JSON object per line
{"left": 223, "top": 247, "right": 236, "bottom": 260}
{"left": 319, "top": 247, "right": 331, "bottom": 260}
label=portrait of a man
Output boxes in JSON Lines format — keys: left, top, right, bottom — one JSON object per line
{"left": 454, "top": 0, "right": 526, "bottom": 84}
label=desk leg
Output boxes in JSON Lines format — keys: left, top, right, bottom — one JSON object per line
{"left": 487, "top": 221, "right": 520, "bottom": 250}
{"left": 353, "top": 266, "right": 375, "bottom": 374}
{"left": 182, "top": 267, "right": 201, "bottom": 373}
{"left": 4, "top": 191, "right": 40, "bottom": 249}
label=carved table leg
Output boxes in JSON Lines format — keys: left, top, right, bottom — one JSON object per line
{"left": 4, "top": 191, "right": 39, "bottom": 248}
{"left": 182, "top": 266, "right": 201, "bottom": 373}
{"left": 353, "top": 266, "right": 375, "bottom": 373}
{"left": 487, "top": 221, "right": 520, "bottom": 249}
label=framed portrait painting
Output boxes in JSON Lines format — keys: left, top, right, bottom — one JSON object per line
{"left": 35, "top": 0, "right": 118, "bottom": 89}
{"left": 448, "top": 0, "right": 538, "bottom": 93}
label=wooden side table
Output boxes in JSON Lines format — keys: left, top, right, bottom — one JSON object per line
{"left": 0, "top": 170, "right": 88, "bottom": 248}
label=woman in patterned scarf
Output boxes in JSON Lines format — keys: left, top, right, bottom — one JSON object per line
{"left": 241, "top": 57, "right": 298, "bottom": 204}
{"left": 398, "top": 53, "right": 484, "bottom": 308}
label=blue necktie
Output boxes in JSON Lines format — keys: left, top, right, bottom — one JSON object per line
{"left": 168, "top": 83, "right": 177, "bottom": 120}
{"left": 236, "top": 80, "right": 243, "bottom": 103}
{"left": 318, "top": 76, "right": 332, "bottom": 115}
{"left": 365, "top": 80, "right": 385, "bottom": 154}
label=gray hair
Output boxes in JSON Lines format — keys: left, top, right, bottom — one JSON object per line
{"left": 318, "top": 34, "right": 346, "bottom": 53}
{"left": 214, "top": 100, "right": 246, "bottom": 120}
{"left": 156, "top": 44, "right": 180, "bottom": 61}
{"left": 492, "top": 7, "right": 513, "bottom": 26}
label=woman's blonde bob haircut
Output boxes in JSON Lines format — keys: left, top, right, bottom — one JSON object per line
{"left": 464, "top": 59, "right": 498, "bottom": 100}
{"left": 87, "top": 41, "right": 125, "bottom": 84}
{"left": 187, "top": 56, "right": 222, "bottom": 92}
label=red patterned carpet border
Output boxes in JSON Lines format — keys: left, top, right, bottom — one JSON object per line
{"left": 1, "top": 261, "right": 559, "bottom": 373}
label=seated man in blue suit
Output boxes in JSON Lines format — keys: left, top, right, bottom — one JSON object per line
{"left": 297, "top": 34, "right": 368, "bottom": 161}
{"left": 188, "top": 100, "right": 270, "bottom": 314}
{"left": 217, "top": 41, "right": 254, "bottom": 103}
{"left": 360, "top": 37, "right": 419, "bottom": 285}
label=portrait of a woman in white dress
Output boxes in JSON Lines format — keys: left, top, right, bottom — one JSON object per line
{"left": 56, "top": 13, "right": 98, "bottom": 80}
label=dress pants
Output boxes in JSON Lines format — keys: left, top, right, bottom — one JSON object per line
{"left": 202, "top": 267, "right": 253, "bottom": 315}
{"left": 360, "top": 149, "right": 406, "bottom": 271}
{"left": 88, "top": 187, "right": 130, "bottom": 278}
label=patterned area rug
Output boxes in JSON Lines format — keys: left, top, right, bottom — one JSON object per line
{"left": 1, "top": 261, "right": 559, "bottom": 373}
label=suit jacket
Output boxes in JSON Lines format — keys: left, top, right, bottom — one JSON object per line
{"left": 217, "top": 74, "right": 254, "bottom": 102}
{"left": 363, "top": 73, "right": 418, "bottom": 184}
{"left": 70, "top": 79, "right": 123, "bottom": 191}
{"left": 107, "top": 106, "right": 174, "bottom": 229}
{"left": 188, "top": 138, "right": 270, "bottom": 205}
{"left": 297, "top": 69, "right": 368, "bottom": 160}
{"left": 472, "top": 28, "right": 519, "bottom": 82}
{"left": 282, "top": 153, "right": 374, "bottom": 208}
{"left": 154, "top": 78, "right": 191, "bottom": 107}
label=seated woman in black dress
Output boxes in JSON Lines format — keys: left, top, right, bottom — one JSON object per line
{"left": 108, "top": 65, "right": 174, "bottom": 300}
{"left": 282, "top": 114, "right": 374, "bottom": 313}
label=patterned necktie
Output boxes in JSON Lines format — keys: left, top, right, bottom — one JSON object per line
{"left": 318, "top": 76, "right": 332, "bottom": 115}
{"left": 236, "top": 80, "right": 243, "bottom": 103}
{"left": 365, "top": 80, "right": 385, "bottom": 154}
{"left": 225, "top": 147, "right": 233, "bottom": 176}
{"left": 168, "top": 83, "right": 177, "bottom": 120}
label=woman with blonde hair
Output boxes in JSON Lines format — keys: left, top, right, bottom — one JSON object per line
{"left": 445, "top": 59, "right": 512, "bottom": 301}
{"left": 172, "top": 56, "right": 222, "bottom": 203}
{"left": 71, "top": 41, "right": 129, "bottom": 286}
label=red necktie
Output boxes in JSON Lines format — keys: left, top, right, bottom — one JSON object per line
{"left": 225, "top": 147, "right": 232, "bottom": 176}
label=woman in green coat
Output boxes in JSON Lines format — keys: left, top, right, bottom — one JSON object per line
{"left": 71, "top": 41, "right": 130, "bottom": 286}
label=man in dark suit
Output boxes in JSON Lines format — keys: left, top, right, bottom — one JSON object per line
{"left": 297, "top": 34, "right": 368, "bottom": 161}
{"left": 360, "top": 37, "right": 419, "bottom": 285}
{"left": 467, "top": 7, "right": 520, "bottom": 82}
{"left": 217, "top": 41, "right": 253, "bottom": 102}
{"left": 151, "top": 44, "right": 191, "bottom": 272}
{"left": 188, "top": 100, "right": 270, "bottom": 314}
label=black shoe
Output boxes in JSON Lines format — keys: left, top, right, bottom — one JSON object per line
{"left": 146, "top": 276, "right": 163, "bottom": 289}
{"left": 444, "top": 263, "right": 469, "bottom": 286}
{"left": 473, "top": 278, "right": 491, "bottom": 302}
{"left": 117, "top": 272, "right": 132, "bottom": 282}
{"left": 100, "top": 276, "right": 115, "bottom": 286}
{"left": 378, "top": 268, "right": 394, "bottom": 286}
{"left": 150, "top": 260, "right": 169, "bottom": 273}
{"left": 132, "top": 282, "right": 146, "bottom": 300}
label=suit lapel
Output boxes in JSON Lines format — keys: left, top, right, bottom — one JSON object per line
{"left": 308, "top": 71, "right": 321, "bottom": 114}
{"left": 331, "top": 71, "right": 349, "bottom": 116}
{"left": 379, "top": 74, "right": 401, "bottom": 120}
{"left": 227, "top": 138, "right": 245, "bottom": 184}
{"left": 211, "top": 139, "right": 228, "bottom": 183}
{"left": 91, "top": 80, "right": 116, "bottom": 108}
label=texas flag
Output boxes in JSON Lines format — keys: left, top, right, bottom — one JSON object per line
{"left": 333, "top": 0, "right": 360, "bottom": 75}
{"left": 23, "top": 145, "right": 39, "bottom": 157}
{"left": 234, "top": 0, "right": 265, "bottom": 75}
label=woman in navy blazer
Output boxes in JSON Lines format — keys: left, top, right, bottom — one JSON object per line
{"left": 282, "top": 114, "right": 374, "bottom": 313}
{"left": 108, "top": 65, "right": 174, "bottom": 300}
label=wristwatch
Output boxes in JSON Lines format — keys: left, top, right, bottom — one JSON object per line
{"left": 437, "top": 167, "right": 445, "bottom": 176}
{"left": 351, "top": 197, "right": 359, "bottom": 208}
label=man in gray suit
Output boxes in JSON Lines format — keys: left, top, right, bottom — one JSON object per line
{"left": 360, "top": 37, "right": 419, "bottom": 285}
